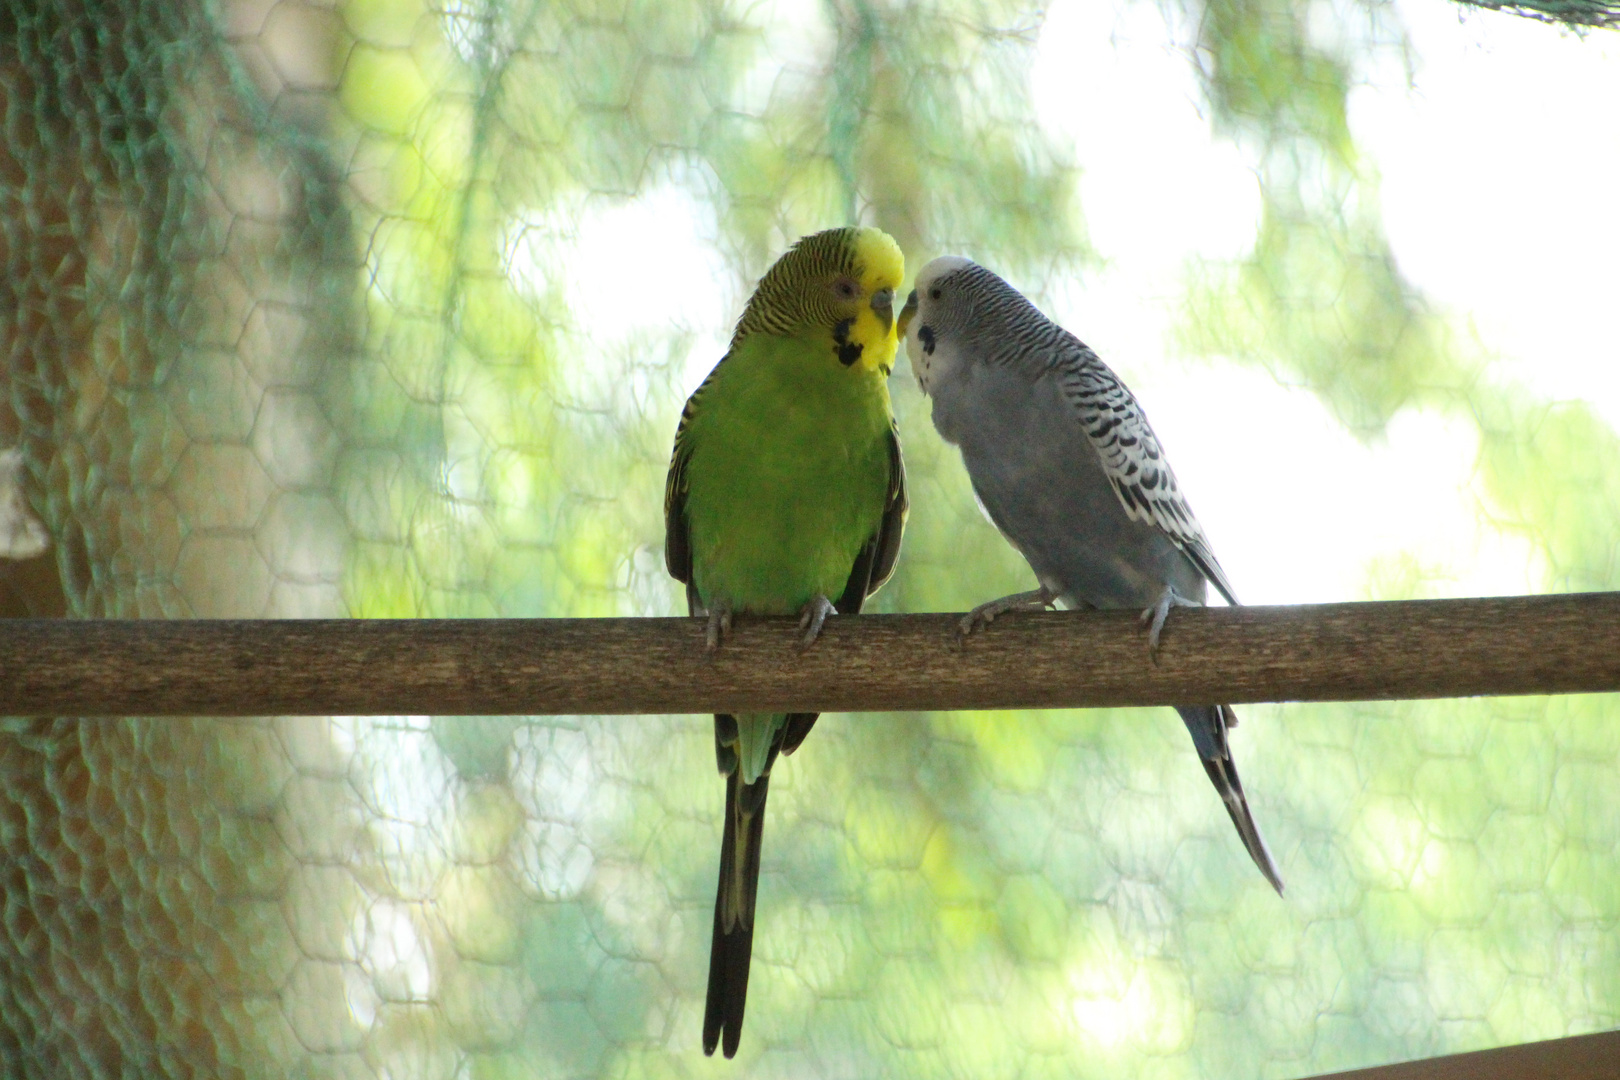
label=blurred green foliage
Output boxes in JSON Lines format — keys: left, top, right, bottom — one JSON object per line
{"left": 0, "top": 0, "right": 1614, "bottom": 1078}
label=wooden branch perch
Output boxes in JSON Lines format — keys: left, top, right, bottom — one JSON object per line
{"left": 1299, "top": 1028, "right": 1620, "bottom": 1080}
{"left": 0, "top": 592, "right": 1615, "bottom": 717}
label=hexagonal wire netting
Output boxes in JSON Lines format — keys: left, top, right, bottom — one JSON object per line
{"left": 1, "top": 0, "right": 1616, "bottom": 1077}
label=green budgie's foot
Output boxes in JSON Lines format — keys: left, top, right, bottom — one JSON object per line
{"left": 1140, "top": 585, "right": 1200, "bottom": 661}
{"left": 797, "top": 594, "right": 837, "bottom": 649}
{"left": 958, "top": 585, "right": 1058, "bottom": 637}
{"left": 705, "top": 602, "right": 734, "bottom": 652}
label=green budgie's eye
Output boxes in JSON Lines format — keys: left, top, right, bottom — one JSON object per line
{"left": 833, "top": 276, "right": 859, "bottom": 300}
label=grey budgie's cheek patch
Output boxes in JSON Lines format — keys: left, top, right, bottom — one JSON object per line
{"left": 833, "top": 317, "right": 863, "bottom": 366}
{"left": 918, "top": 326, "right": 936, "bottom": 355}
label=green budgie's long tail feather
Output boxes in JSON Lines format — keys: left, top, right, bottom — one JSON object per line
{"left": 704, "top": 766, "right": 766, "bottom": 1058}
{"left": 704, "top": 712, "right": 817, "bottom": 1057}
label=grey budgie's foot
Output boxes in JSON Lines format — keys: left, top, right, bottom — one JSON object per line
{"left": 959, "top": 585, "right": 1059, "bottom": 637}
{"left": 705, "top": 602, "right": 734, "bottom": 653}
{"left": 797, "top": 594, "right": 837, "bottom": 648}
{"left": 1139, "top": 585, "right": 1200, "bottom": 660}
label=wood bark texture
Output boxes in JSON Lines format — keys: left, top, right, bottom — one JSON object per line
{"left": 0, "top": 592, "right": 1616, "bottom": 717}
{"left": 1299, "top": 1028, "right": 1620, "bottom": 1079}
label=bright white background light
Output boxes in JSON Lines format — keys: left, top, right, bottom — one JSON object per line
{"left": 1031, "top": 0, "right": 1619, "bottom": 606}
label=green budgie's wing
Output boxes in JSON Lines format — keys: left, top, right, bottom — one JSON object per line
{"left": 666, "top": 378, "right": 904, "bottom": 760}
{"left": 667, "top": 370, "right": 906, "bottom": 626}
{"left": 667, "top": 358, "right": 820, "bottom": 757}
{"left": 665, "top": 361, "right": 725, "bottom": 616}
{"left": 780, "top": 421, "right": 904, "bottom": 759}
{"left": 834, "top": 419, "right": 908, "bottom": 615}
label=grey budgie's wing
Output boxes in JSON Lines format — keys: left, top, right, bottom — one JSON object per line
{"left": 1050, "top": 337, "right": 1238, "bottom": 605}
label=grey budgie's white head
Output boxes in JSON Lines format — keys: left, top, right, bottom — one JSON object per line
{"left": 899, "top": 255, "right": 972, "bottom": 395}
{"left": 899, "top": 255, "right": 1049, "bottom": 396}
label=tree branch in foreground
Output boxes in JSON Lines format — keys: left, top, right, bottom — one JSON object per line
{"left": 1456, "top": 0, "right": 1619, "bottom": 29}
{"left": 0, "top": 592, "right": 1615, "bottom": 717}
{"left": 1300, "top": 1028, "right": 1619, "bottom": 1080}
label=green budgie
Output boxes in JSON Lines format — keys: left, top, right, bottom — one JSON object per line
{"left": 900, "top": 255, "right": 1283, "bottom": 895}
{"left": 664, "top": 226, "right": 909, "bottom": 1057}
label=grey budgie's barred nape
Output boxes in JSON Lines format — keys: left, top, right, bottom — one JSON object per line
{"left": 915, "top": 258, "right": 1107, "bottom": 382}
{"left": 906, "top": 254, "right": 1283, "bottom": 895}
{"left": 911, "top": 256, "right": 1055, "bottom": 353}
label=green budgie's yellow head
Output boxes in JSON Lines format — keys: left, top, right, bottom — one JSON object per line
{"left": 731, "top": 226, "right": 905, "bottom": 376}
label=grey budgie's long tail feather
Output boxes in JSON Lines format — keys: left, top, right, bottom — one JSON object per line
{"left": 704, "top": 766, "right": 769, "bottom": 1057}
{"left": 1176, "top": 705, "right": 1285, "bottom": 895}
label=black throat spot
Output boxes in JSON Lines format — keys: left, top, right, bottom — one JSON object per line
{"left": 833, "top": 318, "right": 862, "bottom": 367}
{"left": 918, "top": 325, "right": 936, "bottom": 356}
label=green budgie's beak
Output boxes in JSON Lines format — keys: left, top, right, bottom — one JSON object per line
{"left": 897, "top": 289, "right": 918, "bottom": 340}
{"left": 871, "top": 287, "right": 895, "bottom": 333}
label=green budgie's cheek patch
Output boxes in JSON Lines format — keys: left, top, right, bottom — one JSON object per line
{"left": 834, "top": 318, "right": 863, "bottom": 367}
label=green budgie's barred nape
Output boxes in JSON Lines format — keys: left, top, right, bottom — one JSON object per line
{"left": 665, "top": 226, "right": 908, "bottom": 1057}
{"left": 904, "top": 255, "right": 1284, "bottom": 896}
{"left": 729, "top": 228, "right": 893, "bottom": 354}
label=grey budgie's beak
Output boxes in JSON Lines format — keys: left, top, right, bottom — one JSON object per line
{"left": 899, "top": 289, "right": 928, "bottom": 394}
{"left": 897, "top": 289, "right": 918, "bottom": 340}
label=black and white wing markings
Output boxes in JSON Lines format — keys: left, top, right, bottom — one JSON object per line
{"left": 1051, "top": 335, "right": 1238, "bottom": 606}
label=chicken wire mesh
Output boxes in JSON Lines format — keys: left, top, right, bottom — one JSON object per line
{"left": 0, "top": 0, "right": 1617, "bottom": 1077}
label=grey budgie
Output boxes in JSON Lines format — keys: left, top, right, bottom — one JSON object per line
{"left": 899, "top": 255, "right": 1283, "bottom": 894}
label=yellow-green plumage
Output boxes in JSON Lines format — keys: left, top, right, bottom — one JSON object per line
{"left": 681, "top": 331, "right": 895, "bottom": 622}
{"left": 664, "top": 226, "right": 907, "bottom": 1058}
{"left": 680, "top": 329, "right": 896, "bottom": 784}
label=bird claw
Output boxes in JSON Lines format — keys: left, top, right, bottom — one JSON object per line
{"left": 958, "top": 586, "right": 1058, "bottom": 638}
{"left": 797, "top": 595, "right": 836, "bottom": 649}
{"left": 705, "top": 604, "right": 733, "bottom": 653}
{"left": 1140, "top": 586, "right": 1199, "bottom": 662}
